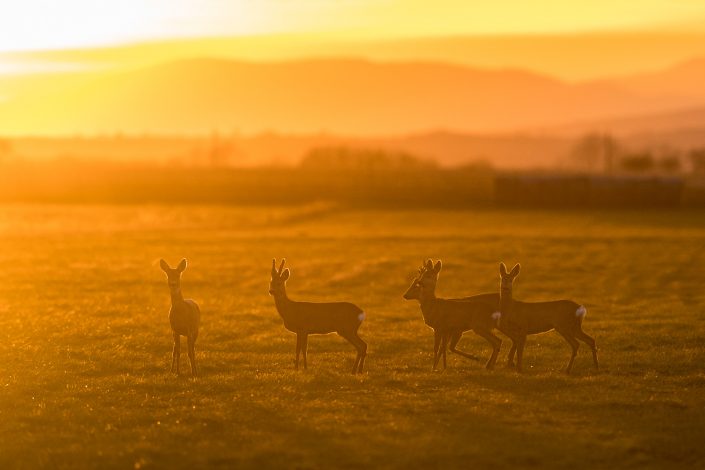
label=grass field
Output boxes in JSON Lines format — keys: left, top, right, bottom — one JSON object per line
{"left": 1, "top": 204, "right": 704, "bottom": 469}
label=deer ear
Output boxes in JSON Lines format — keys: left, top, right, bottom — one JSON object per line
{"left": 271, "top": 259, "right": 278, "bottom": 276}
{"left": 499, "top": 262, "right": 507, "bottom": 275}
{"left": 159, "top": 259, "right": 170, "bottom": 272}
{"left": 434, "top": 260, "right": 442, "bottom": 273}
{"left": 177, "top": 258, "right": 188, "bottom": 272}
{"left": 425, "top": 259, "right": 434, "bottom": 269}
{"left": 510, "top": 263, "right": 521, "bottom": 277}
{"left": 280, "top": 268, "right": 290, "bottom": 281}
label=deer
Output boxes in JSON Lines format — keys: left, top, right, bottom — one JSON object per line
{"left": 423, "top": 276, "right": 520, "bottom": 368}
{"left": 159, "top": 258, "right": 200, "bottom": 376}
{"left": 403, "top": 260, "right": 502, "bottom": 370}
{"left": 269, "top": 259, "right": 367, "bottom": 374}
{"left": 498, "top": 262, "right": 598, "bottom": 374}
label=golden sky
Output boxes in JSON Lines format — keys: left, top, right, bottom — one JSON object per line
{"left": 1, "top": 0, "right": 704, "bottom": 53}
{"left": 0, "top": 2, "right": 705, "bottom": 136}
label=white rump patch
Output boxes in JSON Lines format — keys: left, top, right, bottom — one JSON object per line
{"left": 358, "top": 312, "right": 366, "bottom": 322}
{"left": 491, "top": 311, "right": 502, "bottom": 321}
{"left": 576, "top": 305, "right": 587, "bottom": 318}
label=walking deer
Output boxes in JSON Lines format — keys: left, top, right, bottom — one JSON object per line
{"left": 160, "top": 258, "right": 200, "bottom": 376}
{"left": 433, "top": 286, "right": 521, "bottom": 368}
{"left": 403, "top": 260, "right": 502, "bottom": 370}
{"left": 269, "top": 259, "right": 367, "bottom": 374}
{"left": 498, "top": 262, "right": 598, "bottom": 373}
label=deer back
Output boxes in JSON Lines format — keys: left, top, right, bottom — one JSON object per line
{"left": 276, "top": 299, "right": 363, "bottom": 334}
{"left": 504, "top": 298, "right": 581, "bottom": 333}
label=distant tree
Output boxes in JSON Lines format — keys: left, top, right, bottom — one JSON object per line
{"left": 619, "top": 152, "right": 655, "bottom": 173}
{"left": 602, "top": 135, "right": 619, "bottom": 174}
{"left": 690, "top": 149, "right": 705, "bottom": 176}
{"left": 299, "top": 147, "right": 436, "bottom": 171}
{"left": 207, "top": 132, "right": 232, "bottom": 167}
{"left": 571, "top": 133, "right": 619, "bottom": 173}
{"left": 657, "top": 156, "right": 681, "bottom": 174}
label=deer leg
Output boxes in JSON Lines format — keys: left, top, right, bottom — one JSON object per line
{"left": 352, "top": 331, "right": 368, "bottom": 374}
{"left": 556, "top": 329, "right": 580, "bottom": 374}
{"left": 506, "top": 341, "right": 517, "bottom": 368}
{"left": 339, "top": 331, "right": 359, "bottom": 373}
{"left": 301, "top": 334, "right": 309, "bottom": 370}
{"left": 515, "top": 335, "right": 527, "bottom": 373}
{"left": 440, "top": 333, "right": 449, "bottom": 370}
{"left": 352, "top": 356, "right": 361, "bottom": 374}
{"left": 172, "top": 333, "right": 180, "bottom": 374}
{"left": 448, "top": 331, "right": 481, "bottom": 362}
{"left": 170, "top": 333, "right": 177, "bottom": 372}
{"left": 339, "top": 331, "right": 366, "bottom": 374}
{"left": 187, "top": 334, "right": 198, "bottom": 377}
{"left": 432, "top": 330, "right": 442, "bottom": 371}
{"left": 474, "top": 329, "right": 502, "bottom": 370}
{"left": 295, "top": 333, "right": 302, "bottom": 370}
{"left": 575, "top": 330, "right": 598, "bottom": 370}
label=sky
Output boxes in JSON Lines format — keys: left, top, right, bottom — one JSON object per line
{"left": 2, "top": 0, "right": 705, "bottom": 137}
{"left": 1, "top": 0, "right": 705, "bottom": 53}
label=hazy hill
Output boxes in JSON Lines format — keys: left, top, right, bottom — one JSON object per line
{"left": 6, "top": 32, "right": 705, "bottom": 81}
{"left": 611, "top": 57, "right": 705, "bottom": 100}
{"left": 1, "top": 58, "right": 699, "bottom": 136}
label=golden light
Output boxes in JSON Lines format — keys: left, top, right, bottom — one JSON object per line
{"left": 1, "top": 0, "right": 704, "bottom": 55}
{"left": 0, "top": 0, "right": 270, "bottom": 53}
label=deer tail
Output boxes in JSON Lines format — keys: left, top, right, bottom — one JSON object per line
{"left": 575, "top": 305, "right": 587, "bottom": 326}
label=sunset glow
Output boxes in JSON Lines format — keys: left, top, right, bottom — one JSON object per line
{"left": 2, "top": 0, "right": 705, "bottom": 54}
{"left": 2, "top": 1, "right": 705, "bottom": 135}
{"left": 2, "top": 2, "right": 705, "bottom": 469}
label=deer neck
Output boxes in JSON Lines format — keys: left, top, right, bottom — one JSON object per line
{"left": 500, "top": 282, "right": 514, "bottom": 314}
{"left": 419, "top": 290, "right": 438, "bottom": 325}
{"left": 273, "top": 288, "right": 293, "bottom": 316}
{"left": 170, "top": 287, "right": 185, "bottom": 305}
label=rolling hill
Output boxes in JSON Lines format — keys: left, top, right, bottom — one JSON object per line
{"left": 2, "top": 57, "right": 702, "bottom": 136}
{"left": 611, "top": 57, "right": 705, "bottom": 100}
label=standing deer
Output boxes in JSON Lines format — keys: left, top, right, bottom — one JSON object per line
{"left": 269, "top": 259, "right": 367, "bottom": 374}
{"left": 498, "top": 262, "right": 598, "bottom": 373}
{"left": 160, "top": 258, "right": 200, "bottom": 376}
{"left": 403, "top": 260, "right": 502, "bottom": 370}
{"left": 425, "top": 288, "right": 524, "bottom": 370}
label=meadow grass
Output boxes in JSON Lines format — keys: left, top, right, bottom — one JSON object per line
{"left": 1, "top": 204, "right": 704, "bottom": 469}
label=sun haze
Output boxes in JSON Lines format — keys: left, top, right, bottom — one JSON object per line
{"left": 3, "top": 2, "right": 705, "bottom": 469}
{"left": 1, "top": 1, "right": 705, "bottom": 135}
{"left": 2, "top": 0, "right": 705, "bottom": 53}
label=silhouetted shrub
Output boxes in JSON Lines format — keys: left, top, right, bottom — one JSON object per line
{"left": 300, "top": 147, "right": 437, "bottom": 171}
{"left": 571, "top": 133, "right": 619, "bottom": 173}
{"left": 690, "top": 149, "right": 705, "bottom": 176}
{"left": 658, "top": 156, "right": 681, "bottom": 174}
{"left": 619, "top": 153, "right": 654, "bottom": 173}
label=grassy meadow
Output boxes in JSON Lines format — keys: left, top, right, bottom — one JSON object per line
{"left": 1, "top": 204, "right": 704, "bottom": 469}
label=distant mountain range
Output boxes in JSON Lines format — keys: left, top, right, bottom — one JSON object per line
{"left": 2, "top": 56, "right": 705, "bottom": 137}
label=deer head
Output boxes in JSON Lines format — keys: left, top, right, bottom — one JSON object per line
{"left": 269, "top": 258, "right": 290, "bottom": 297}
{"left": 499, "top": 262, "right": 521, "bottom": 292}
{"left": 403, "top": 259, "right": 442, "bottom": 300}
{"left": 160, "top": 258, "right": 188, "bottom": 292}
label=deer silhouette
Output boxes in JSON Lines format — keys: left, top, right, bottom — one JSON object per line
{"left": 499, "top": 262, "right": 598, "bottom": 373}
{"left": 160, "top": 258, "right": 200, "bottom": 376}
{"left": 269, "top": 259, "right": 367, "bottom": 374}
{"left": 404, "top": 260, "right": 502, "bottom": 370}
